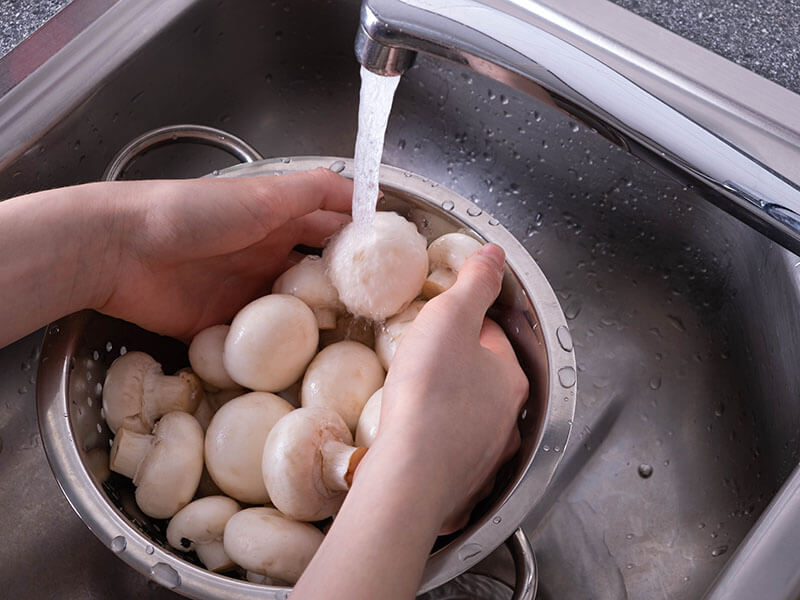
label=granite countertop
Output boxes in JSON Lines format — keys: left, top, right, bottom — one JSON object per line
{"left": 2, "top": 0, "right": 799, "bottom": 95}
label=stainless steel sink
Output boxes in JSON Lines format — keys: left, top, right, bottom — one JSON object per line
{"left": 2, "top": 0, "right": 800, "bottom": 598}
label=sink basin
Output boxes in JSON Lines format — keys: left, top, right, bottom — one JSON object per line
{"left": 1, "top": 0, "right": 799, "bottom": 598}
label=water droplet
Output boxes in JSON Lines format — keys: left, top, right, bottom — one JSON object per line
{"left": 649, "top": 375, "right": 662, "bottom": 390}
{"left": 543, "top": 445, "right": 551, "bottom": 452}
{"left": 698, "top": 522, "right": 706, "bottom": 529}
{"left": 211, "top": 169, "right": 220, "bottom": 176}
{"left": 638, "top": 464, "right": 653, "bottom": 478}
{"left": 145, "top": 545, "right": 155, "bottom": 555}
{"left": 120, "top": 346, "right": 127, "bottom": 356}
{"left": 111, "top": 536, "right": 127, "bottom": 553}
{"left": 557, "top": 366, "right": 576, "bottom": 388}
{"left": 442, "top": 200, "right": 455, "bottom": 211}
{"left": 492, "top": 516, "right": 502, "bottom": 524}
{"left": 569, "top": 121, "right": 580, "bottom": 133}
{"left": 626, "top": 563, "right": 634, "bottom": 570}
{"left": 106, "top": 342, "right": 113, "bottom": 352}
{"left": 18, "top": 386, "right": 28, "bottom": 395}
{"left": 92, "top": 350, "right": 100, "bottom": 361}
{"left": 280, "top": 157, "right": 291, "bottom": 164}
{"left": 20, "top": 361, "right": 31, "bottom": 372}
{"left": 556, "top": 326, "right": 574, "bottom": 351}
{"left": 625, "top": 533, "right": 634, "bottom": 540}
{"left": 667, "top": 314, "right": 686, "bottom": 332}
{"left": 457, "top": 543, "right": 482, "bottom": 561}
{"left": 150, "top": 563, "right": 181, "bottom": 589}
{"left": 711, "top": 545, "right": 728, "bottom": 557}
{"left": 329, "top": 160, "right": 346, "bottom": 173}
{"left": 488, "top": 218, "right": 499, "bottom": 226}
{"left": 466, "top": 206, "right": 482, "bottom": 217}
{"left": 564, "top": 300, "right": 582, "bottom": 320}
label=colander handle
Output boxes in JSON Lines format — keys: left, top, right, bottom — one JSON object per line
{"left": 102, "top": 124, "right": 263, "bottom": 181}
{"left": 507, "top": 528, "right": 538, "bottom": 600}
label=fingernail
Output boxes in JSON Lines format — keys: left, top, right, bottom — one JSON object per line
{"left": 477, "top": 243, "right": 505, "bottom": 269}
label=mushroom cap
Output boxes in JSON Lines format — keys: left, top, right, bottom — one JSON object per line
{"left": 423, "top": 232, "right": 483, "bottom": 298}
{"left": 103, "top": 352, "right": 202, "bottom": 434}
{"left": 224, "top": 507, "right": 324, "bottom": 584}
{"left": 102, "top": 351, "right": 161, "bottom": 433}
{"left": 324, "top": 211, "right": 428, "bottom": 321}
{"left": 272, "top": 255, "right": 344, "bottom": 328}
{"left": 374, "top": 300, "right": 426, "bottom": 369}
{"left": 262, "top": 407, "right": 353, "bottom": 521}
{"left": 301, "top": 341, "right": 385, "bottom": 432}
{"left": 189, "top": 325, "right": 239, "bottom": 390}
{"left": 205, "top": 392, "right": 293, "bottom": 504}
{"left": 355, "top": 388, "right": 382, "bottom": 448}
{"left": 166, "top": 495, "right": 240, "bottom": 551}
{"left": 134, "top": 411, "right": 204, "bottom": 519}
{"left": 223, "top": 294, "right": 319, "bottom": 392}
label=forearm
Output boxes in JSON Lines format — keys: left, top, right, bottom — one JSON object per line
{"left": 292, "top": 433, "right": 448, "bottom": 600}
{"left": 0, "top": 184, "right": 122, "bottom": 347}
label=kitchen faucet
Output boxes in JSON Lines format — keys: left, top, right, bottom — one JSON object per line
{"left": 355, "top": 0, "right": 800, "bottom": 255}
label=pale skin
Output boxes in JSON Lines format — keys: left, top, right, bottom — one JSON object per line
{"left": 0, "top": 169, "right": 527, "bottom": 599}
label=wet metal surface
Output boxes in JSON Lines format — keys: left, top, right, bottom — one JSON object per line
{"left": 1, "top": 0, "right": 800, "bottom": 598}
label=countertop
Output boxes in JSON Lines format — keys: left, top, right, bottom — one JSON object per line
{"left": 2, "top": 0, "right": 799, "bottom": 95}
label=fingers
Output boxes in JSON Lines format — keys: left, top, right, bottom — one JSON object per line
{"left": 442, "top": 244, "right": 506, "bottom": 333}
{"left": 295, "top": 209, "right": 352, "bottom": 248}
{"left": 256, "top": 168, "right": 353, "bottom": 223}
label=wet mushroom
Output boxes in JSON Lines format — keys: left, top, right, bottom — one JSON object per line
{"left": 262, "top": 407, "right": 367, "bottom": 521}
{"left": 355, "top": 388, "right": 382, "bottom": 448}
{"left": 223, "top": 294, "right": 318, "bottom": 392}
{"left": 223, "top": 507, "right": 324, "bottom": 585}
{"left": 102, "top": 351, "right": 203, "bottom": 434}
{"left": 166, "top": 495, "right": 240, "bottom": 572}
{"left": 374, "top": 300, "right": 426, "bottom": 369}
{"left": 272, "top": 255, "right": 344, "bottom": 329}
{"left": 324, "top": 211, "right": 428, "bottom": 321}
{"left": 204, "top": 392, "right": 293, "bottom": 504}
{"left": 423, "top": 232, "right": 483, "bottom": 298}
{"left": 108, "top": 411, "right": 204, "bottom": 519}
{"left": 301, "top": 341, "right": 385, "bottom": 432}
{"left": 188, "top": 325, "right": 239, "bottom": 390}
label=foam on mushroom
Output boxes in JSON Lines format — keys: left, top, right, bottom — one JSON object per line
{"left": 324, "top": 211, "right": 428, "bottom": 321}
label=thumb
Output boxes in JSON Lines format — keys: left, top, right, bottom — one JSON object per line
{"left": 445, "top": 244, "right": 506, "bottom": 330}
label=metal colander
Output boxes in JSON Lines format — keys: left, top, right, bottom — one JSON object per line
{"left": 37, "top": 127, "right": 575, "bottom": 599}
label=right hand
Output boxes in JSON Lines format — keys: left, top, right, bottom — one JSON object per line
{"left": 372, "top": 244, "right": 529, "bottom": 533}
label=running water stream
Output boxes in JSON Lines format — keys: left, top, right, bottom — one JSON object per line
{"left": 351, "top": 67, "right": 401, "bottom": 226}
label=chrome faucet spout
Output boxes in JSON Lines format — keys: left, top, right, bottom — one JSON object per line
{"left": 355, "top": 0, "right": 800, "bottom": 256}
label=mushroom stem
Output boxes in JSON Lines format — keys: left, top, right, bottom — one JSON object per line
{"left": 195, "top": 540, "right": 235, "bottom": 573}
{"left": 141, "top": 371, "right": 203, "bottom": 426}
{"left": 321, "top": 440, "right": 367, "bottom": 491}
{"left": 423, "top": 268, "right": 458, "bottom": 298}
{"left": 109, "top": 428, "right": 153, "bottom": 480}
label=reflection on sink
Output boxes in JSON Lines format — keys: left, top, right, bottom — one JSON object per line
{"left": 0, "top": 0, "right": 799, "bottom": 598}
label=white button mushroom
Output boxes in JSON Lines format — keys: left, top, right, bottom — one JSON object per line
{"left": 166, "top": 495, "right": 240, "bottom": 572}
{"left": 188, "top": 325, "right": 239, "bottom": 390}
{"left": 300, "top": 341, "right": 385, "bottom": 432}
{"left": 204, "top": 392, "right": 293, "bottom": 504}
{"left": 262, "top": 407, "right": 367, "bottom": 521}
{"left": 374, "top": 300, "right": 426, "bottom": 370}
{"left": 223, "top": 294, "right": 319, "bottom": 392}
{"left": 423, "top": 232, "right": 484, "bottom": 298}
{"left": 223, "top": 507, "right": 324, "bottom": 585}
{"left": 108, "top": 411, "right": 204, "bottom": 519}
{"left": 355, "top": 388, "right": 382, "bottom": 448}
{"left": 324, "top": 211, "right": 428, "bottom": 321}
{"left": 102, "top": 351, "right": 203, "bottom": 434}
{"left": 271, "top": 255, "right": 344, "bottom": 330}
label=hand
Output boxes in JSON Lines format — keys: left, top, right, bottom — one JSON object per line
{"left": 93, "top": 168, "right": 352, "bottom": 341}
{"left": 373, "top": 244, "right": 529, "bottom": 533}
